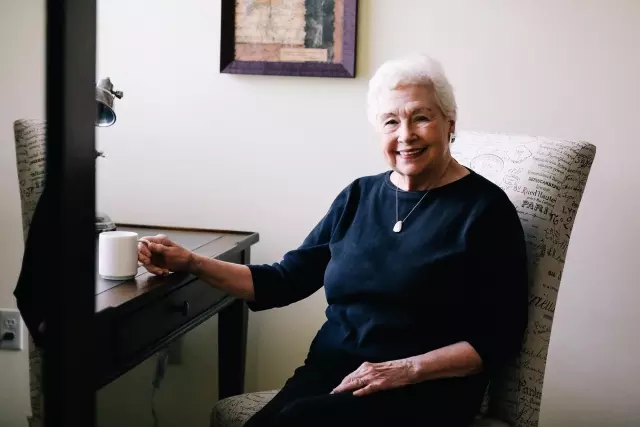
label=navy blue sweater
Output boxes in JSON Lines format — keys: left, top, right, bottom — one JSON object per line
{"left": 248, "top": 169, "right": 528, "bottom": 374}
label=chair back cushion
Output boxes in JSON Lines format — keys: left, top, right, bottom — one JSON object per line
{"left": 13, "top": 118, "right": 47, "bottom": 427}
{"left": 14, "top": 119, "right": 47, "bottom": 239}
{"left": 451, "top": 131, "right": 596, "bottom": 427}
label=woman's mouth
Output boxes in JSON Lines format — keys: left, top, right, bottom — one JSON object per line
{"left": 396, "top": 148, "right": 426, "bottom": 159}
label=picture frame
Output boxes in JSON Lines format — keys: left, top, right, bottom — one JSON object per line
{"left": 220, "top": 0, "right": 358, "bottom": 78}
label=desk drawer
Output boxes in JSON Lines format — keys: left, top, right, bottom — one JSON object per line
{"left": 115, "top": 279, "right": 227, "bottom": 360}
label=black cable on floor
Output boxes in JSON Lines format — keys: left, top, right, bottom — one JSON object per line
{"left": 151, "top": 348, "right": 170, "bottom": 427}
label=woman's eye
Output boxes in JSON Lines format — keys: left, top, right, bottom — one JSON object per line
{"left": 415, "top": 115, "right": 430, "bottom": 122}
{"left": 384, "top": 120, "right": 398, "bottom": 127}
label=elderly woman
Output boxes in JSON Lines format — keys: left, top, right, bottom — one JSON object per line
{"left": 138, "top": 54, "right": 528, "bottom": 427}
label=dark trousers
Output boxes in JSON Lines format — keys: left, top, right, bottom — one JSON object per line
{"left": 244, "top": 351, "right": 486, "bottom": 427}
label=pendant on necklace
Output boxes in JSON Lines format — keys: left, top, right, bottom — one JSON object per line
{"left": 393, "top": 221, "right": 403, "bottom": 233}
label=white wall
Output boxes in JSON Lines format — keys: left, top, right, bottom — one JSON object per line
{"left": 0, "top": 1, "right": 44, "bottom": 426}
{"left": 2, "top": 0, "right": 639, "bottom": 426}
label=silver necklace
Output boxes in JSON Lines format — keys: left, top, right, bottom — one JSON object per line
{"left": 392, "top": 161, "right": 453, "bottom": 232}
{"left": 393, "top": 181, "right": 429, "bottom": 232}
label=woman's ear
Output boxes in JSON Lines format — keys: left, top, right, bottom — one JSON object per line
{"left": 448, "top": 120, "right": 456, "bottom": 143}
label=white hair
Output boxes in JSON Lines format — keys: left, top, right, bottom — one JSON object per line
{"left": 367, "top": 54, "right": 457, "bottom": 126}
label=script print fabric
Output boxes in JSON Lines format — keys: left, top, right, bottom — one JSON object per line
{"left": 14, "top": 118, "right": 47, "bottom": 427}
{"left": 451, "top": 131, "right": 596, "bottom": 427}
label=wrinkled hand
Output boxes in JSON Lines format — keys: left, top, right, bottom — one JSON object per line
{"left": 137, "top": 234, "right": 193, "bottom": 276}
{"left": 332, "top": 360, "right": 417, "bottom": 397}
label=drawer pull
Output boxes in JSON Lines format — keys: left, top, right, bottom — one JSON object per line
{"left": 173, "top": 301, "right": 190, "bottom": 316}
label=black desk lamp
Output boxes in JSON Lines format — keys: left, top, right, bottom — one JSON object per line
{"left": 95, "top": 77, "right": 123, "bottom": 233}
{"left": 96, "top": 77, "right": 123, "bottom": 127}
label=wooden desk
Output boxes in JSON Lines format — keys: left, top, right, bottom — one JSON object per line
{"left": 94, "top": 224, "right": 259, "bottom": 400}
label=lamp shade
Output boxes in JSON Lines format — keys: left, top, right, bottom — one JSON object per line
{"left": 95, "top": 77, "right": 123, "bottom": 127}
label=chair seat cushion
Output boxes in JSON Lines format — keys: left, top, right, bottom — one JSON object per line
{"left": 212, "top": 391, "right": 278, "bottom": 427}
{"left": 210, "top": 391, "right": 510, "bottom": 427}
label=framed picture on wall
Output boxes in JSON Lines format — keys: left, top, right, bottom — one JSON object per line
{"left": 220, "top": 0, "right": 358, "bottom": 78}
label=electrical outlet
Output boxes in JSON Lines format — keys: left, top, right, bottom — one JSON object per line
{"left": 0, "top": 309, "right": 23, "bottom": 351}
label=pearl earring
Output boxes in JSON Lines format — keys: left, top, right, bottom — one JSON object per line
{"left": 449, "top": 133, "right": 455, "bottom": 144}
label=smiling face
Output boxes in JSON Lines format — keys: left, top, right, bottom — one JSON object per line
{"left": 376, "top": 84, "right": 455, "bottom": 186}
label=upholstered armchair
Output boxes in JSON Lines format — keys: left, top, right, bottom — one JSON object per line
{"left": 13, "top": 118, "right": 47, "bottom": 427}
{"left": 211, "top": 131, "right": 597, "bottom": 427}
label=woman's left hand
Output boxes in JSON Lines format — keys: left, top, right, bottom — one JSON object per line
{"left": 332, "top": 360, "right": 417, "bottom": 397}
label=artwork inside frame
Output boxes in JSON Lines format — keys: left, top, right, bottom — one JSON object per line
{"left": 220, "top": 0, "right": 358, "bottom": 78}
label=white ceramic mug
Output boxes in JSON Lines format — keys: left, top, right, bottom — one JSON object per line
{"left": 98, "top": 231, "right": 149, "bottom": 280}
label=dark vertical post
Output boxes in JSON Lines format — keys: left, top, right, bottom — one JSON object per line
{"left": 218, "top": 249, "right": 250, "bottom": 399}
{"left": 45, "top": 0, "right": 97, "bottom": 425}
{"left": 218, "top": 298, "right": 249, "bottom": 399}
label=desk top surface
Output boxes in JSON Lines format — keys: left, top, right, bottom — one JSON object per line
{"left": 95, "top": 224, "right": 258, "bottom": 313}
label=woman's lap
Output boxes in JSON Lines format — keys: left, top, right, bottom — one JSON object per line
{"left": 244, "top": 353, "right": 483, "bottom": 427}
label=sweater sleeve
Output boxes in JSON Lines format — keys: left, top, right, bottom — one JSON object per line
{"left": 13, "top": 185, "right": 51, "bottom": 348}
{"left": 463, "top": 194, "right": 529, "bottom": 375}
{"left": 246, "top": 183, "right": 353, "bottom": 311}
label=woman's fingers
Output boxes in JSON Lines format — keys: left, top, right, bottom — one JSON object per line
{"left": 332, "top": 361, "right": 374, "bottom": 393}
{"left": 148, "top": 241, "right": 169, "bottom": 255}
{"left": 140, "top": 234, "right": 171, "bottom": 246}
{"left": 136, "top": 236, "right": 171, "bottom": 276}
{"left": 332, "top": 376, "right": 366, "bottom": 394}
{"left": 155, "top": 234, "right": 171, "bottom": 245}
{"left": 138, "top": 244, "right": 151, "bottom": 259}
{"left": 141, "top": 234, "right": 172, "bottom": 245}
{"left": 144, "top": 263, "right": 169, "bottom": 276}
{"left": 332, "top": 374, "right": 354, "bottom": 392}
{"left": 352, "top": 383, "right": 378, "bottom": 397}
{"left": 139, "top": 237, "right": 170, "bottom": 259}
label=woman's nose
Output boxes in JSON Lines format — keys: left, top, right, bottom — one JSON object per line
{"left": 397, "top": 122, "right": 416, "bottom": 144}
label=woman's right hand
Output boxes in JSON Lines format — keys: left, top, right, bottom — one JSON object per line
{"left": 137, "top": 234, "right": 194, "bottom": 276}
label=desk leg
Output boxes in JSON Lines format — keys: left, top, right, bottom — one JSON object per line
{"left": 218, "top": 297, "right": 248, "bottom": 400}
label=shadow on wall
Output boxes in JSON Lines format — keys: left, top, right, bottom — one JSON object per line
{"left": 354, "top": 0, "right": 372, "bottom": 78}
{"left": 97, "top": 315, "right": 220, "bottom": 427}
